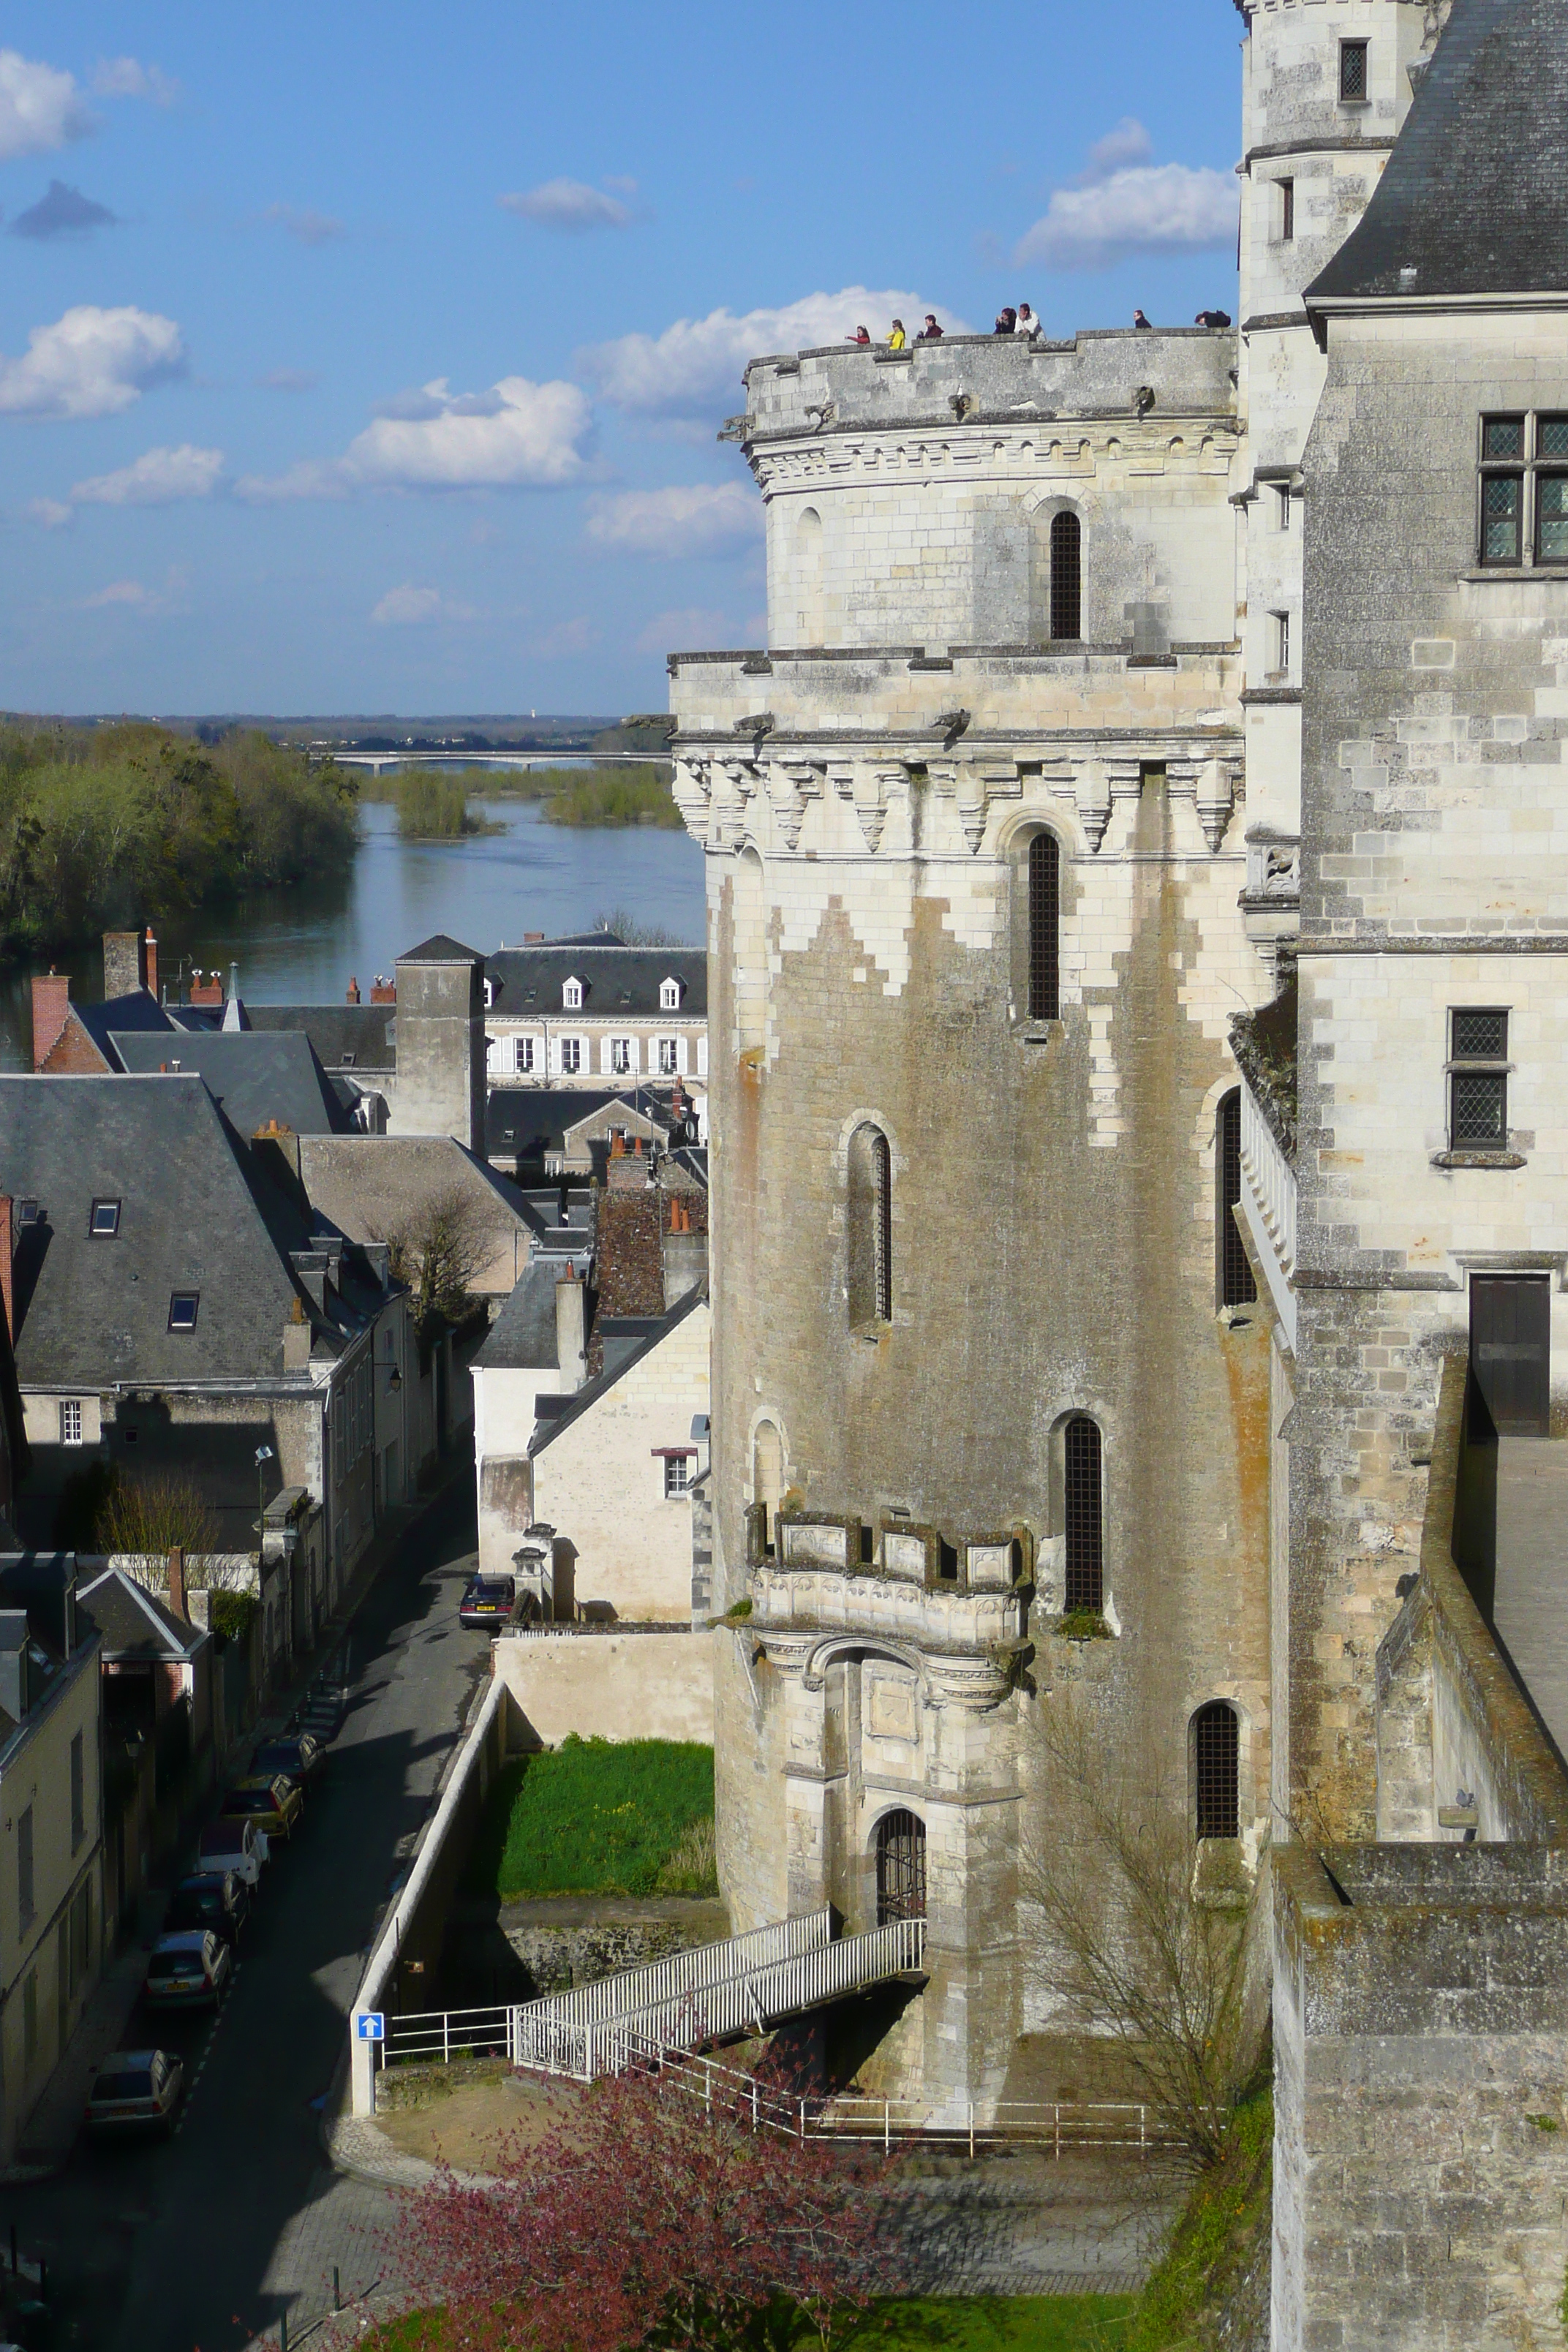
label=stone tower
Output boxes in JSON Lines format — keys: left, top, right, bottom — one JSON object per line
{"left": 671, "top": 331, "right": 1275, "bottom": 2115}
{"left": 388, "top": 935, "right": 486, "bottom": 1150}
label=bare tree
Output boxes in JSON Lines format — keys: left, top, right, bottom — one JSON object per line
{"left": 374, "top": 1184, "right": 489, "bottom": 1340}
{"left": 94, "top": 1471, "right": 219, "bottom": 1567}
{"left": 1019, "top": 1690, "right": 1263, "bottom": 2167}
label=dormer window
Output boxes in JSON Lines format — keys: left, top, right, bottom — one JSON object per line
{"left": 660, "top": 976, "right": 685, "bottom": 1011}
{"left": 483, "top": 979, "right": 497, "bottom": 1009}
{"left": 90, "top": 1199, "right": 120, "bottom": 1237}
{"left": 562, "top": 976, "right": 585, "bottom": 1010}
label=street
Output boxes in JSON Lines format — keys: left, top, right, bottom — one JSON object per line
{"left": 10, "top": 1477, "right": 489, "bottom": 2352}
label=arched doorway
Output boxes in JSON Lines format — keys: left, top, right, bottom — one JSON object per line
{"left": 875, "top": 1808, "right": 927, "bottom": 1925}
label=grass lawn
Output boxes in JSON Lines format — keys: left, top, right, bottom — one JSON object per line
{"left": 467, "top": 1735, "right": 717, "bottom": 1900}
{"left": 362, "top": 2296, "right": 1136, "bottom": 2352}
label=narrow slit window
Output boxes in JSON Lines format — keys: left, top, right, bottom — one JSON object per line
{"left": 1028, "top": 832, "right": 1060, "bottom": 1022}
{"left": 1279, "top": 177, "right": 1295, "bottom": 242}
{"left": 1217, "top": 1090, "right": 1257, "bottom": 1308}
{"left": 1272, "top": 610, "right": 1291, "bottom": 673}
{"left": 1063, "top": 1417, "right": 1103, "bottom": 1613}
{"left": 1194, "top": 1702, "right": 1240, "bottom": 1839}
{"left": 1049, "top": 510, "right": 1082, "bottom": 641}
{"left": 1338, "top": 39, "right": 1368, "bottom": 101}
{"left": 848, "top": 1124, "right": 893, "bottom": 1328}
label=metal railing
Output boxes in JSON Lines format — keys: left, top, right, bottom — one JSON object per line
{"left": 380, "top": 1915, "right": 925, "bottom": 2081}
{"left": 1239, "top": 1077, "right": 1297, "bottom": 1349}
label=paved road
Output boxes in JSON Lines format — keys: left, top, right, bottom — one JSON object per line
{"left": 8, "top": 1479, "right": 489, "bottom": 2352}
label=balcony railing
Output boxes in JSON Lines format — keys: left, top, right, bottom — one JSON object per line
{"left": 1238, "top": 1079, "right": 1297, "bottom": 1348}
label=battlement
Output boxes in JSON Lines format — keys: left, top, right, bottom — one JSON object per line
{"left": 733, "top": 329, "right": 1237, "bottom": 448}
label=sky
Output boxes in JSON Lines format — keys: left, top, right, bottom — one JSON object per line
{"left": 0, "top": 2, "right": 1243, "bottom": 717}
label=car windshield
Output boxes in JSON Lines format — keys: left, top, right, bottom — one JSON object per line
{"left": 159, "top": 1954, "right": 204, "bottom": 1976}
{"left": 224, "top": 1792, "right": 274, "bottom": 1813}
{"left": 174, "top": 1894, "right": 219, "bottom": 1917}
{"left": 470, "top": 1583, "right": 508, "bottom": 1602}
{"left": 94, "top": 2069, "right": 152, "bottom": 2100}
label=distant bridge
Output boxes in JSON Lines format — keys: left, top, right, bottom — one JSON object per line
{"left": 326, "top": 749, "right": 668, "bottom": 774}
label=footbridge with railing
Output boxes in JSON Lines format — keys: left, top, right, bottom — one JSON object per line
{"left": 350, "top": 1906, "right": 926, "bottom": 2116}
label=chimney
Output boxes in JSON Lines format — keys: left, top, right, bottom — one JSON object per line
{"left": 30, "top": 970, "right": 69, "bottom": 1071}
{"left": 144, "top": 927, "right": 159, "bottom": 1003}
{"left": 524, "top": 931, "right": 545, "bottom": 943}
{"left": 554, "top": 1274, "right": 587, "bottom": 1392}
{"left": 0, "top": 1194, "right": 12, "bottom": 1344}
{"left": 167, "top": 1546, "right": 187, "bottom": 1623}
{"left": 103, "top": 930, "right": 147, "bottom": 1000}
{"left": 345, "top": 976, "right": 362, "bottom": 1006}
{"left": 369, "top": 976, "right": 396, "bottom": 1004}
{"left": 189, "top": 970, "right": 223, "bottom": 1008}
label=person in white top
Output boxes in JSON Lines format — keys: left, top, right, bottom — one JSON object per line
{"left": 1014, "top": 302, "right": 1042, "bottom": 338}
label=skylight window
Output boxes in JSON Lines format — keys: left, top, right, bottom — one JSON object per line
{"left": 90, "top": 1199, "right": 121, "bottom": 1237}
{"left": 168, "top": 1292, "right": 200, "bottom": 1333}
{"left": 17, "top": 1200, "right": 39, "bottom": 1226}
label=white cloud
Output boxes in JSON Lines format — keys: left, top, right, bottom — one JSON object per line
{"left": 1014, "top": 123, "right": 1237, "bottom": 271}
{"left": 240, "top": 375, "right": 593, "bottom": 502}
{"left": 259, "top": 367, "right": 317, "bottom": 393}
{"left": 372, "top": 585, "right": 457, "bottom": 626}
{"left": 533, "top": 615, "right": 597, "bottom": 658}
{"left": 79, "top": 569, "right": 186, "bottom": 614}
{"left": 634, "top": 606, "right": 731, "bottom": 655}
{"left": 70, "top": 444, "right": 224, "bottom": 506}
{"left": 26, "top": 497, "right": 72, "bottom": 530}
{"left": 1087, "top": 116, "right": 1154, "bottom": 176}
{"left": 499, "top": 179, "right": 633, "bottom": 232}
{"left": 264, "top": 203, "right": 346, "bottom": 248}
{"left": 0, "top": 306, "right": 186, "bottom": 420}
{"left": 586, "top": 482, "right": 761, "bottom": 558}
{"left": 83, "top": 577, "right": 151, "bottom": 607}
{"left": 91, "top": 56, "right": 179, "bottom": 105}
{"left": 578, "top": 287, "right": 966, "bottom": 421}
{"left": 0, "top": 50, "right": 90, "bottom": 162}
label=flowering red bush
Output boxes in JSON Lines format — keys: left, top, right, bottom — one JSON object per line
{"left": 399, "top": 2065, "right": 895, "bottom": 2352}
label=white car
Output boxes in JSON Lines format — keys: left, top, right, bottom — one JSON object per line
{"left": 196, "top": 1812, "right": 268, "bottom": 1886}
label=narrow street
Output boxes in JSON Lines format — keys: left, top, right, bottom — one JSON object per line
{"left": 7, "top": 1477, "right": 489, "bottom": 2352}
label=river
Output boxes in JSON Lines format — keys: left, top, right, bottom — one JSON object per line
{"left": 0, "top": 796, "right": 706, "bottom": 1070}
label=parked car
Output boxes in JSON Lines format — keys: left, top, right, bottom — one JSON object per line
{"left": 459, "top": 1575, "right": 518, "bottom": 1631}
{"left": 252, "top": 1732, "right": 325, "bottom": 1791}
{"left": 165, "top": 1869, "right": 249, "bottom": 1948}
{"left": 85, "top": 2048, "right": 184, "bottom": 2137}
{"left": 197, "top": 1814, "right": 268, "bottom": 1885}
{"left": 220, "top": 1774, "right": 304, "bottom": 1843}
{"left": 143, "top": 1931, "right": 232, "bottom": 2010}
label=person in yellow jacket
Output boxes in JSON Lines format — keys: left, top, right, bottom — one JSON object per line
{"left": 886, "top": 318, "right": 907, "bottom": 350}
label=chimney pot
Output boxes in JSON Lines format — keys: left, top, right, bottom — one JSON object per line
{"left": 346, "top": 976, "right": 361, "bottom": 1006}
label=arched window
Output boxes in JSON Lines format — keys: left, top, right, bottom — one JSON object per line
{"left": 1028, "top": 832, "right": 1060, "bottom": 1021}
{"left": 1216, "top": 1089, "right": 1257, "bottom": 1308}
{"left": 753, "top": 1420, "right": 783, "bottom": 1556}
{"left": 1049, "top": 510, "right": 1082, "bottom": 641}
{"left": 795, "top": 505, "right": 823, "bottom": 644}
{"left": 875, "top": 1809, "right": 927, "bottom": 1924}
{"left": 1194, "top": 1701, "right": 1240, "bottom": 1839}
{"left": 848, "top": 1123, "right": 892, "bottom": 1328}
{"left": 1063, "top": 1416, "right": 1103, "bottom": 1612}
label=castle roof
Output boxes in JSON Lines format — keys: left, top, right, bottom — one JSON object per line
{"left": 1308, "top": 0, "right": 1568, "bottom": 304}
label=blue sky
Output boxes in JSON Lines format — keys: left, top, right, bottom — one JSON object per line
{"left": 0, "top": 2, "right": 1242, "bottom": 717}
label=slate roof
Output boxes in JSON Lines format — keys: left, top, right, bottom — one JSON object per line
{"left": 72, "top": 990, "right": 178, "bottom": 1065}
{"left": 485, "top": 943, "right": 706, "bottom": 1020}
{"left": 472, "top": 1254, "right": 585, "bottom": 1372}
{"left": 109, "top": 1031, "right": 351, "bottom": 1137}
{"left": 246, "top": 1004, "right": 396, "bottom": 1073}
{"left": 486, "top": 1088, "right": 668, "bottom": 1160}
{"left": 400, "top": 934, "right": 482, "bottom": 965}
{"left": 296, "top": 1135, "right": 534, "bottom": 1295}
{"left": 529, "top": 1284, "right": 707, "bottom": 1455}
{"left": 75, "top": 1564, "right": 206, "bottom": 1663}
{"left": 1308, "top": 0, "right": 1568, "bottom": 303}
{"left": 0, "top": 1076, "right": 336, "bottom": 1388}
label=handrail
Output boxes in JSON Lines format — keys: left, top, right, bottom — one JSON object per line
{"left": 512, "top": 1907, "right": 834, "bottom": 2035}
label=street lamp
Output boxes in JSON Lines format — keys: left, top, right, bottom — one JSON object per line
{"left": 255, "top": 1443, "right": 276, "bottom": 1545}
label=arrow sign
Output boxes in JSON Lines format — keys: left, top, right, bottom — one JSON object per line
{"left": 355, "top": 2011, "right": 385, "bottom": 2042}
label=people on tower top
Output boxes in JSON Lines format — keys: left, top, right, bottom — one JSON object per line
{"left": 1014, "top": 302, "right": 1042, "bottom": 338}
{"left": 1194, "top": 306, "right": 1233, "bottom": 328}
{"left": 1133, "top": 307, "right": 1153, "bottom": 330}
{"left": 916, "top": 314, "right": 943, "bottom": 341}
{"left": 994, "top": 306, "right": 1018, "bottom": 335}
{"left": 887, "top": 318, "right": 908, "bottom": 350}
{"left": 851, "top": 324, "right": 871, "bottom": 345}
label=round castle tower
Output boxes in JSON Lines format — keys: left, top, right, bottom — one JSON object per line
{"left": 670, "top": 328, "right": 1277, "bottom": 2114}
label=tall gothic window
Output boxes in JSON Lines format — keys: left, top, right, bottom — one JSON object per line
{"left": 1063, "top": 1417, "right": 1103, "bottom": 1612}
{"left": 1217, "top": 1090, "right": 1257, "bottom": 1308}
{"left": 1028, "top": 832, "right": 1060, "bottom": 1021}
{"left": 875, "top": 1809, "right": 927, "bottom": 1924}
{"left": 1194, "top": 1702, "right": 1240, "bottom": 1839}
{"left": 848, "top": 1124, "right": 892, "bottom": 1328}
{"left": 1050, "top": 510, "right": 1082, "bottom": 641}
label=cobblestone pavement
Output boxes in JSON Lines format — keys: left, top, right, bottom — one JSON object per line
{"left": 3, "top": 1475, "right": 488, "bottom": 2352}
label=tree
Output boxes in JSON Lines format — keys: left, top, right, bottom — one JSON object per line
{"left": 397, "top": 2064, "right": 889, "bottom": 2352}
{"left": 94, "top": 1470, "right": 221, "bottom": 1567}
{"left": 1018, "top": 1692, "right": 1263, "bottom": 2168}
{"left": 374, "top": 1186, "right": 489, "bottom": 1342}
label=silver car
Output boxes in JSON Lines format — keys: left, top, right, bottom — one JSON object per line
{"left": 144, "top": 1929, "right": 233, "bottom": 2009}
{"left": 86, "top": 2048, "right": 184, "bottom": 2136}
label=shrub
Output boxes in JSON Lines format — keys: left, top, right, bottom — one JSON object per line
{"left": 207, "top": 1589, "right": 259, "bottom": 1646}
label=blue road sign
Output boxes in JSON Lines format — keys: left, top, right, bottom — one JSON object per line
{"left": 356, "top": 2011, "right": 385, "bottom": 2042}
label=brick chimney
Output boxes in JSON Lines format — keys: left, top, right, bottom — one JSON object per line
{"left": 369, "top": 976, "right": 396, "bottom": 1004}
{"left": 189, "top": 970, "right": 223, "bottom": 1008}
{"left": 345, "top": 976, "right": 361, "bottom": 1006}
{"left": 144, "top": 927, "right": 159, "bottom": 1003}
{"left": 0, "top": 1194, "right": 13, "bottom": 1346}
{"left": 167, "top": 1545, "right": 187, "bottom": 1622}
{"left": 30, "top": 971, "right": 69, "bottom": 1071}
{"left": 524, "top": 931, "right": 545, "bottom": 943}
